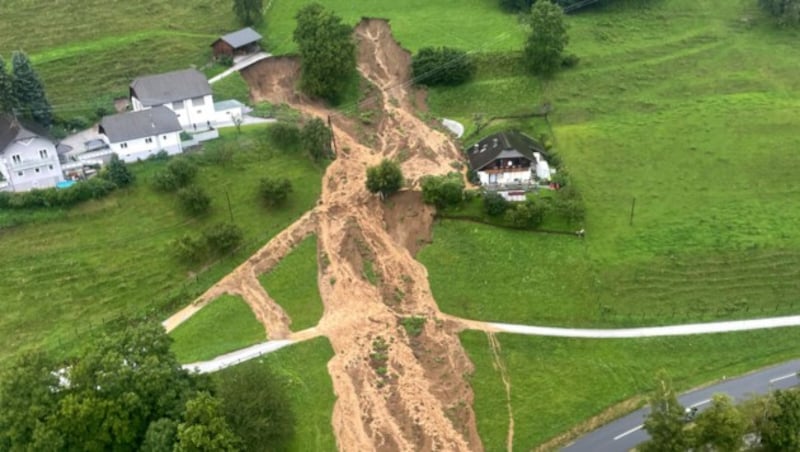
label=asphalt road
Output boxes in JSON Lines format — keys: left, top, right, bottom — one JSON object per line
{"left": 563, "top": 359, "right": 800, "bottom": 452}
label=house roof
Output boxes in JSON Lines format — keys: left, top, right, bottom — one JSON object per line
{"left": 0, "top": 114, "right": 51, "bottom": 154}
{"left": 466, "top": 130, "right": 545, "bottom": 171}
{"left": 99, "top": 107, "right": 182, "bottom": 143}
{"left": 130, "top": 68, "right": 211, "bottom": 107}
{"left": 214, "top": 27, "right": 262, "bottom": 49}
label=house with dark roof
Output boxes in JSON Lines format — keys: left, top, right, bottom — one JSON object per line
{"left": 211, "top": 27, "right": 262, "bottom": 59}
{"left": 99, "top": 107, "right": 183, "bottom": 162}
{"left": 0, "top": 114, "right": 64, "bottom": 192}
{"left": 130, "top": 68, "right": 216, "bottom": 131}
{"left": 466, "top": 130, "right": 552, "bottom": 201}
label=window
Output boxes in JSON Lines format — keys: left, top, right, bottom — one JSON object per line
{"left": 196, "top": 110, "right": 202, "bottom": 115}
{"left": 35, "top": 168, "right": 40, "bottom": 173}
{"left": 145, "top": 137, "right": 153, "bottom": 143}
{"left": 48, "top": 165, "right": 53, "bottom": 170}
{"left": 173, "top": 100, "right": 184, "bottom": 110}
{"left": 17, "top": 171, "right": 22, "bottom": 177}
{"left": 39, "top": 149, "right": 48, "bottom": 159}
{"left": 192, "top": 96, "right": 205, "bottom": 107}
{"left": 120, "top": 142, "right": 128, "bottom": 149}
{"left": 12, "top": 155, "right": 21, "bottom": 164}
{"left": 163, "top": 135, "right": 168, "bottom": 140}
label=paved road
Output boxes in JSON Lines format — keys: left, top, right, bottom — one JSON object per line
{"left": 563, "top": 360, "right": 800, "bottom": 452}
{"left": 208, "top": 52, "right": 271, "bottom": 84}
{"left": 182, "top": 339, "right": 294, "bottom": 374}
{"left": 490, "top": 315, "right": 800, "bottom": 338}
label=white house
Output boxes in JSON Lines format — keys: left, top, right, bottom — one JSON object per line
{"left": 130, "top": 68, "right": 217, "bottom": 131}
{"left": 99, "top": 107, "right": 183, "bottom": 163}
{"left": 0, "top": 115, "right": 64, "bottom": 192}
{"left": 467, "top": 131, "right": 552, "bottom": 201}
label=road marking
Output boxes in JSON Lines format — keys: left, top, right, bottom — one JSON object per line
{"left": 689, "top": 399, "right": 711, "bottom": 408}
{"left": 769, "top": 373, "right": 797, "bottom": 384}
{"left": 613, "top": 425, "right": 643, "bottom": 441}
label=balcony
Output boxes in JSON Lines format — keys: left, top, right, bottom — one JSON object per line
{"left": 7, "top": 156, "right": 59, "bottom": 171}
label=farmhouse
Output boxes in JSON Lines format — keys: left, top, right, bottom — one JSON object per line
{"left": 211, "top": 27, "right": 262, "bottom": 59}
{"left": 0, "top": 115, "right": 64, "bottom": 192}
{"left": 467, "top": 131, "right": 552, "bottom": 201}
{"left": 99, "top": 107, "right": 183, "bottom": 163}
{"left": 130, "top": 68, "right": 217, "bottom": 131}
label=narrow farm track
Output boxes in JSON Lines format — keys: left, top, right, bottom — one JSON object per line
{"left": 487, "top": 333, "right": 515, "bottom": 452}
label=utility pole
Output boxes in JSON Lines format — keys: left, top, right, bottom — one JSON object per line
{"left": 224, "top": 187, "right": 234, "bottom": 223}
{"left": 629, "top": 197, "right": 636, "bottom": 226}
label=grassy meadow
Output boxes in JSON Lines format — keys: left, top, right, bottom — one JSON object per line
{"left": 258, "top": 235, "right": 325, "bottom": 332}
{"left": 215, "top": 337, "right": 338, "bottom": 452}
{"left": 462, "top": 328, "right": 800, "bottom": 450}
{"left": 0, "top": 125, "right": 323, "bottom": 364}
{"left": 420, "top": 0, "right": 800, "bottom": 326}
{"left": 170, "top": 294, "right": 265, "bottom": 363}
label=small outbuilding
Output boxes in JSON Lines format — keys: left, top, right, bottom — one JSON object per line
{"left": 211, "top": 27, "right": 262, "bottom": 59}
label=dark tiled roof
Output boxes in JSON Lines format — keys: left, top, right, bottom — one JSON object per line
{"left": 0, "top": 114, "right": 51, "bottom": 154}
{"left": 99, "top": 107, "right": 182, "bottom": 143}
{"left": 214, "top": 27, "right": 262, "bottom": 49}
{"left": 130, "top": 68, "right": 211, "bottom": 107}
{"left": 466, "top": 130, "right": 545, "bottom": 171}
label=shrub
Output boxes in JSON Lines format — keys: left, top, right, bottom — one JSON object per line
{"left": 483, "top": 191, "right": 510, "bottom": 216}
{"left": 759, "top": 0, "right": 800, "bottom": 26}
{"left": 561, "top": 53, "right": 580, "bottom": 68}
{"left": 152, "top": 158, "right": 197, "bottom": 192}
{"left": 300, "top": 118, "right": 332, "bottom": 161}
{"left": 259, "top": 177, "right": 293, "bottom": 206}
{"left": 172, "top": 234, "right": 208, "bottom": 263}
{"left": 466, "top": 168, "right": 480, "bottom": 185}
{"left": 504, "top": 198, "right": 547, "bottom": 229}
{"left": 268, "top": 122, "right": 301, "bottom": 148}
{"left": 421, "top": 173, "right": 465, "bottom": 208}
{"left": 203, "top": 223, "right": 243, "bottom": 255}
{"left": 412, "top": 47, "right": 475, "bottom": 86}
{"left": 366, "top": 159, "right": 404, "bottom": 198}
{"left": 177, "top": 185, "right": 212, "bottom": 216}
{"left": 102, "top": 154, "right": 135, "bottom": 188}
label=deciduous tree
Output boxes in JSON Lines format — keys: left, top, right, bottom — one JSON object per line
{"left": 366, "top": 159, "right": 404, "bottom": 198}
{"left": 758, "top": 389, "right": 800, "bottom": 451}
{"left": 692, "top": 393, "right": 746, "bottom": 451}
{"left": 293, "top": 3, "right": 356, "bottom": 102}
{"left": 421, "top": 173, "right": 465, "bottom": 208}
{"left": 412, "top": 47, "right": 475, "bottom": 86}
{"left": 11, "top": 51, "right": 52, "bottom": 127}
{"left": 232, "top": 0, "right": 263, "bottom": 26}
{"left": 103, "top": 154, "right": 135, "bottom": 187}
{"left": 640, "top": 371, "right": 691, "bottom": 452}
{"left": 175, "top": 392, "right": 240, "bottom": 452}
{"left": 259, "top": 176, "right": 293, "bottom": 206}
{"left": 524, "top": 0, "right": 569, "bottom": 77}
{"left": 300, "top": 118, "right": 332, "bottom": 161}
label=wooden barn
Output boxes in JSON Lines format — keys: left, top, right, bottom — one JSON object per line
{"left": 211, "top": 27, "right": 262, "bottom": 59}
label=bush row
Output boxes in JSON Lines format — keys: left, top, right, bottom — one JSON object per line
{"left": 0, "top": 177, "right": 116, "bottom": 209}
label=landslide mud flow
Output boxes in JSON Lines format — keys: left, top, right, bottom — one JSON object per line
{"left": 239, "top": 18, "right": 483, "bottom": 451}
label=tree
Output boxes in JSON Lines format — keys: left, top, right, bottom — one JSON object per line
{"left": 232, "top": 0, "right": 263, "bottom": 26}
{"left": 412, "top": 47, "right": 475, "bottom": 86}
{"left": 300, "top": 118, "right": 332, "bottom": 161}
{"left": 499, "top": 0, "right": 534, "bottom": 12}
{"left": 175, "top": 392, "right": 240, "bottom": 452}
{"left": 366, "top": 159, "right": 404, "bottom": 198}
{"left": 692, "top": 393, "right": 746, "bottom": 451}
{"left": 141, "top": 418, "right": 178, "bottom": 452}
{"left": 293, "top": 3, "right": 356, "bottom": 102}
{"left": 103, "top": 154, "right": 135, "bottom": 187}
{"left": 203, "top": 223, "right": 243, "bottom": 255}
{"left": 758, "top": 389, "right": 800, "bottom": 451}
{"left": 483, "top": 191, "right": 510, "bottom": 216}
{"left": 177, "top": 185, "right": 212, "bottom": 216}
{"left": 0, "top": 322, "right": 206, "bottom": 451}
{"left": 640, "top": 371, "right": 691, "bottom": 452}
{"left": 420, "top": 173, "right": 465, "bottom": 208}
{"left": 152, "top": 158, "right": 198, "bottom": 192}
{"left": 759, "top": 0, "right": 800, "bottom": 26}
{"left": 217, "top": 364, "right": 294, "bottom": 451}
{"left": 0, "top": 56, "right": 13, "bottom": 114}
{"left": 11, "top": 51, "right": 52, "bottom": 127}
{"left": 259, "top": 177, "right": 293, "bottom": 206}
{"left": 504, "top": 198, "right": 546, "bottom": 228}
{"left": 524, "top": 0, "right": 569, "bottom": 77}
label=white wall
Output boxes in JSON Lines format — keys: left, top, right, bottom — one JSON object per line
{"left": 134, "top": 94, "right": 216, "bottom": 131}
{"left": 0, "top": 137, "right": 63, "bottom": 192}
{"left": 213, "top": 106, "right": 243, "bottom": 127}
{"left": 478, "top": 169, "right": 531, "bottom": 186}
{"left": 104, "top": 131, "right": 183, "bottom": 163}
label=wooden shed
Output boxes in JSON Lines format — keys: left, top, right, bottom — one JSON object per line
{"left": 211, "top": 27, "right": 262, "bottom": 59}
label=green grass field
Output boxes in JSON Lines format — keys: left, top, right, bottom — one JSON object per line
{"left": 170, "top": 294, "right": 265, "bottom": 363}
{"left": 420, "top": 0, "right": 800, "bottom": 326}
{"left": 462, "top": 328, "right": 800, "bottom": 450}
{"left": 215, "top": 337, "right": 337, "bottom": 452}
{"left": 0, "top": 125, "right": 322, "bottom": 365}
{"left": 258, "top": 235, "right": 325, "bottom": 331}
